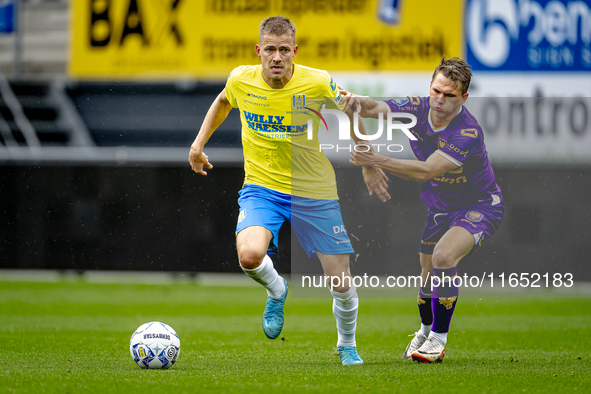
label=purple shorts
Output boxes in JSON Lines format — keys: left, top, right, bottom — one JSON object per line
{"left": 420, "top": 204, "right": 505, "bottom": 254}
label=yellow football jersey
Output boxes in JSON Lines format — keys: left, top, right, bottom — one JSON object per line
{"left": 225, "top": 63, "right": 345, "bottom": 200}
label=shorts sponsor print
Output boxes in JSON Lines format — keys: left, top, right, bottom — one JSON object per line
{"left": 236, "top": 184, "right": 354, "bottom": 257}
{"left": 420, "top": 203, "right": 505, "bottom": 254}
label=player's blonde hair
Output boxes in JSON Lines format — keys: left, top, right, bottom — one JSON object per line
{"left": 259, "top": 16, "right": 297, "bottom": 44}
{"left": 432, "top": 56, "right": 473, "bottom": 95}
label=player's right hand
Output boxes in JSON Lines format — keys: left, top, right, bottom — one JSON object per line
{"left": 188, "top": 146, "right": 213, "bottom": 176}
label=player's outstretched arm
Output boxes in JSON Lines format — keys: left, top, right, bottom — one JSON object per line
{"left": 339, "top": 88, "right": 389, "bottom": 119}
{"left": 189, "top": 89, "right": 233, "bottom": 176}
{"left": 350, "top": 141, "right": 459, "bottom": 182}
{"left": 346, "top": 108, "right": 390, "bottom": 202}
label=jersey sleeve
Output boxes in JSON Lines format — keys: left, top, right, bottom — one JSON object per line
{"left": 383, "top": 96, "right": 423, "bottom": 117}
{"left": 322, "top": 75, "right": 346, "bottom": 111}
{"left": 224, "top": 67, "right": 240, "bottom": 108}
{"left": 436, "top": 126, "right": 483, "bottom": 167}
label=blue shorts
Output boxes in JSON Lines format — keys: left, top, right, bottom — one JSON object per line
{"left": 420, "top": 204, "right": 505, "bottom": 255}
{"left": 236, "top": 184, "right": 354, "bottom": 258}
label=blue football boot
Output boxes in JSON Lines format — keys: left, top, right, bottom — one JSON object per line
{"left": 262, "top": 278, "right": 288, "bottom": 339}
{"left": 338, "top": 346, "right": 364, "bottom": 365}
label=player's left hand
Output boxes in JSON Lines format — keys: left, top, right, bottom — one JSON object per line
{"left": 338, "top": 86, "right": 361, "bottom": 113}
{"left": 362, "top": 166, "right": 390, "bottom": 202}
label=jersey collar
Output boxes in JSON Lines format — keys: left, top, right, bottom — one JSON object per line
{"left": 257, "top": 63, "right": 300, "bottom": 90}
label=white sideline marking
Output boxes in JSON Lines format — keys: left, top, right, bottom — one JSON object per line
{"left": 0, "top": 269, "right": 261, "bottom": 287}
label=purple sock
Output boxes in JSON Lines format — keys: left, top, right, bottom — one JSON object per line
{"left": 418, "top": 287, "right": 433, "bottom": 326}
{"left": 431, "top": 267, "right": 459, "bottom": 333}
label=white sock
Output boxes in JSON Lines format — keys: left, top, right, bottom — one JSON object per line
{"left": 330, "top": 286, "right": 358, "bottom": 348}
{"left": 429, "top": 330, "right": 447, "bottom": 345}
{"left": 420, "top": 323, "right": 432, "bottom": 337}
{"left": 241, "top": 255, "right": 285, "bottom": 299}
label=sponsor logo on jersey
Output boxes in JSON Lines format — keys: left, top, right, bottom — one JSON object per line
{"left": 461, "top": 128, "right": 478, "bottom": 138}
{"left": 292, "top": 94, "right": 306, "bottom": 110}
{"left": 329, "top": 77, "right": 337, "bottom": 91}
{"left": 247, "top": 93, "right": 267, "bottom": 100}
{"left": 466, "top": 211, "right": 484, "bottom": 222}
{"left": 238, "top": 209, "right": 246, "bottom": 224}
{"left": 445, "top": 143, "right": 470, "bottom": 157}
{"left": 392, "top": 97, "right": 409, "bottom": 106}
{"left": 243, "top": 110, "right": 307, "bottom": 133}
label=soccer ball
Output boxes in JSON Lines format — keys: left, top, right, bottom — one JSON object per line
{"left": 129, "top": 321, "right": 181, "bottom": 369}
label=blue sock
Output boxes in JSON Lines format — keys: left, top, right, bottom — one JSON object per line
{"left": 431, "top": 267, "right": 459, "bottom": 333}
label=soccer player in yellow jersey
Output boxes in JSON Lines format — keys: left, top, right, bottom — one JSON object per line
{"left": 189, "top": 16, "right": 387, "bottom": 365}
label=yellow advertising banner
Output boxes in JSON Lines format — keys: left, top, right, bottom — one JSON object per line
{"left": 69, "top": 0, "right": 462, "bottom": 80}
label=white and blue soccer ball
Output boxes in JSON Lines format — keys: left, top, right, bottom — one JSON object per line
{"left": 129, "top": 322, "right": 181, "bottom": 369}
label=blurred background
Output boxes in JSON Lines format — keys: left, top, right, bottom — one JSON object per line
{"left": 0, "top": 0, "right": 590, "bottom": 280}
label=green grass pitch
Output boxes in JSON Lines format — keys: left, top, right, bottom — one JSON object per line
{"left": 1, "top": 279, "right": 590, "bottom": 393}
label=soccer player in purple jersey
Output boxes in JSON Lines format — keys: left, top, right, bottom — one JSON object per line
{"left": 343, "top": 57, "right": 504, "bottom": 363}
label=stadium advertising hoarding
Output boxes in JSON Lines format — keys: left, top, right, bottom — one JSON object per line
{"left": 0, "top": 0, "right": 15, "bottom": 33}
{"left": 464, "top": 0, "right": 591, "bottom": 163}
{"left": 331, "top": 0, "right": 591, "bottom": 165}
{"left": 69, "top": 0, "right": 462, "bottom": 79}
{"left": 465, "top": 0, "right": 591, "bottom": 71}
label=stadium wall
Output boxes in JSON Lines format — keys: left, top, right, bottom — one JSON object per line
{"left": 1, "top": 165, "right": 589, "bottom": 281}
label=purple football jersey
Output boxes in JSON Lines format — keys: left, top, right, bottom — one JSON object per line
{"left": 385, "top": 96, "right": 502, "bottom": 211}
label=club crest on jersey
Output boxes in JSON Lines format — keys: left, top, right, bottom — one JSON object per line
{"left": 292, "top": 94, "right": 306, "bottom": 110}
{"left": 465, "top": 211, "right": 484, "bottom": 222}
{"left": 439, "top": 138, "right": 447, "bottom": 149}
{"left": 409, "top": 96, "right": 421, "bottom": 105}
{"left": 461, "top": 128, "right": 478, "bottom": 138}
{"left": 392, "top": 97, "right": 409, "bottom": 106}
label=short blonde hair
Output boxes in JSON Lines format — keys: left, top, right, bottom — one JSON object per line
{"left": 259, "top": 16, "right": 296, "bottom": 44}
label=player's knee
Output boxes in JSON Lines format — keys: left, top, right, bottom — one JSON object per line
{"left": 431, "top": 248, "right": 455, "bottom": 269}
{"left": 330, "top": 282, "right": 351, "bottom": 293}
{"left": 238, "top": 249, "right": 266, "bottom": 270}
{"left": 327, "top": 274, "right": 352, "bottom": 293}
